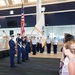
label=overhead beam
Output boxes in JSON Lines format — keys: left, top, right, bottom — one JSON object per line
{"left": 23, "top": 0, "right": 28, "bottom": 4}
{"left": 4, "top": 0, "right": 9, "bottom": 6}
{"left": 7, "top": 0, "right": 13, "bottom": 5}
{"left": 0, "top": 0, "right": 75, "bottom": 10}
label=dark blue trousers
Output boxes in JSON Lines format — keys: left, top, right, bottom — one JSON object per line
{"left": 32, "top": 45, "right": 36, "bottom": 55}
{"left": 22, "top": 47, "right": 26, "bottom": 62}
{"left": 47, "top": 43, "right": 51, "bottom": 53}
{"left": 17, "top": 46, "right": 22, "bottom": 63}
{"left": 9, "top": 50, "right": 15, "bottom": 67}
{"left": 53, "top": 45, "right": 57, "bottom": 54}
{"left": 25, "top": 47, "right": 29, "bottom": 60}
{"left": 39, "top": 44, "right": 43, "bottom": 53}
{"left": 36, "top": 43, "right": 40, "bottom": 52}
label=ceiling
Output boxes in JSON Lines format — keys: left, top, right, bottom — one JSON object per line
{"left": 0, "top": 0, "right": 75, "bottom": 10}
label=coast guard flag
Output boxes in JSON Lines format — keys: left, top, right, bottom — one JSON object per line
{"left": 35, "top": 12, "right": 46, "bottom": 47}
{"left": 21, "top": 4, "right": 25, "bottom": 36}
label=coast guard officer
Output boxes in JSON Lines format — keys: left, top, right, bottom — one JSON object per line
{"left": 25, "top": 36, "right": 29, "bottom": 60}
{"left": 22, "top": 36, "right": 26, "bottom": 62}
{"left": 9, "top": 35, "right": 16, "bottom": 68}
{"left": 28, "top": 37, "right": 31, "bottom": 53}
{"left": 16, "top": 33, "right": 22, "bottom": 64}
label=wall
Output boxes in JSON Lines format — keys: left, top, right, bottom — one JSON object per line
{"left": 0, "top": 1, "right": 75, "bottom": 42}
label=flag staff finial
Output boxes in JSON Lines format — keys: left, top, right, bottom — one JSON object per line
{"left": 21, "top": 0, "right": 24, "bottom": 4}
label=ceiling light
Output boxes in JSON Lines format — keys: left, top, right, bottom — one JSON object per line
{"left": 41, "top": 7, "right": 45, "bottom": 12}
{"left": 10, "top": 10, "right": 14, "bottom": 14}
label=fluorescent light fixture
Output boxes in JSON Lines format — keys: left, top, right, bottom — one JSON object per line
{"left": 41, "top": 7, "right": 45, "bottom": 12}
{"left": 10, "top": 10, "right": 14, "bottom": 14}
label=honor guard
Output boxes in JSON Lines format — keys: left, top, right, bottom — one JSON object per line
{"left": 9, "top": 35, "right": 16, "bottom": 68}
{"left": 22, "top": 36, "right": 26, "bottom": 62}
{"left": 28, "top": 37, "right": 31, "bottom": 53}
{"left": 16, "top": 33, "right": 22, "bottom": 64}
{"left": 30, "top": 37, "right": 33, "bottom": 52}
{"left": 25, "top": 36, "right": 29, "bottom": 60}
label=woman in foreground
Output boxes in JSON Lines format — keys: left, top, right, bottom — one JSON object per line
{"left": 59, "top": 34, "right": 74, "bottom": 75}
{"left": 62, "top": 39, "right": 75, "bottom": 75}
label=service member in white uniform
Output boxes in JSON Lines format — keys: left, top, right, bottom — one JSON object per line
{"left": 53, "top": 37, "right": 58, "bottom": 54}
{"left": 36, "top": 37, "right": 40, "bottom": 52}
{"left": 46, "top": 36, "right": 51, "bottom": 54}
{"left": 32, "top": 36, "right": 37, "bottom": 55}
{"left": 39, "top": 37, "right": 44, "bottom": 53}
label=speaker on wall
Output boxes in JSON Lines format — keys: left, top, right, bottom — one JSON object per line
{"left": 10, "top": 30, "right": 14, "bottom": 36}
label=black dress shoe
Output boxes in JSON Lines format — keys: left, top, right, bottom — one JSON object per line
{"left": 11, "top": 65, "right": 17, "bottom": 68}
{"left": 17, "top": 62, "right": 22, "bottom": 64}
{"left": 26, "top": 58, "right": 29, "bottom": 60}
{"left": 22, "top": 60, "right": 25, "bottom": 62}
{"left": 33, "top": 54, "right": 36, "bottom": 55}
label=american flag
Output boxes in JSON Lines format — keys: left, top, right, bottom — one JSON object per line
{"left": 21, "top": 4, "right": 25, "bottom": 36}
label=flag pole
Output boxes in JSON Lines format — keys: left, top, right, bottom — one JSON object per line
{"left": 20, "top": 0, "right": 25, "bottom": 37}
{"left": 29, "top": 27, "right": 35, "bottom": 37}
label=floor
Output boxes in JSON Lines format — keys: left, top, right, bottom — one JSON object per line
{"left": 0, "top": 55, "right": 60, "bottom": 75}
{"left": 0, "top": 50, "right": 61, "bottom": 75}
{"left": 29, "top": 52, "right": 62, "bottom": 59}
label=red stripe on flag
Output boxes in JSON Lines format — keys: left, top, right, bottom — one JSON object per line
{"left": 21, "top": 4, "right": 25, "bottom": 36}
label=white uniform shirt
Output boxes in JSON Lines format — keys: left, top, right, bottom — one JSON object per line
{"left": 2, "top": 32, "right": 7, "bottom": 38}
{"left": 32, "top": 39, "right": 36, "bottom": 45}
{"left": 28, "top": 39, "right": 30, "bottom": 42}
{"left": 46, "top": 38, "right": 51, "bottom": 44}
{"left": 37, "top": 39, "right": 40, "bottom": 43}
{"left": 53, "top": 39, "right": 58, "bottom": 45}
{"left": 39, "top": 39, "right": 42, "bottom": 44}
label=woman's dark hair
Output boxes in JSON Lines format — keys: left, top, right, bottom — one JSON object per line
{"left": 64, "top": 33, "right": 74, "bottom": 43}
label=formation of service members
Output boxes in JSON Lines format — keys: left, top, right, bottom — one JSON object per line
{"left": 9, "top": 34, "right": 29, "bottom": 68}
{"left": 9, "top": 34, "right": 58, "bottom": 68}
{"left": 28, "top": 36, "right": 58, "bottom": 54}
